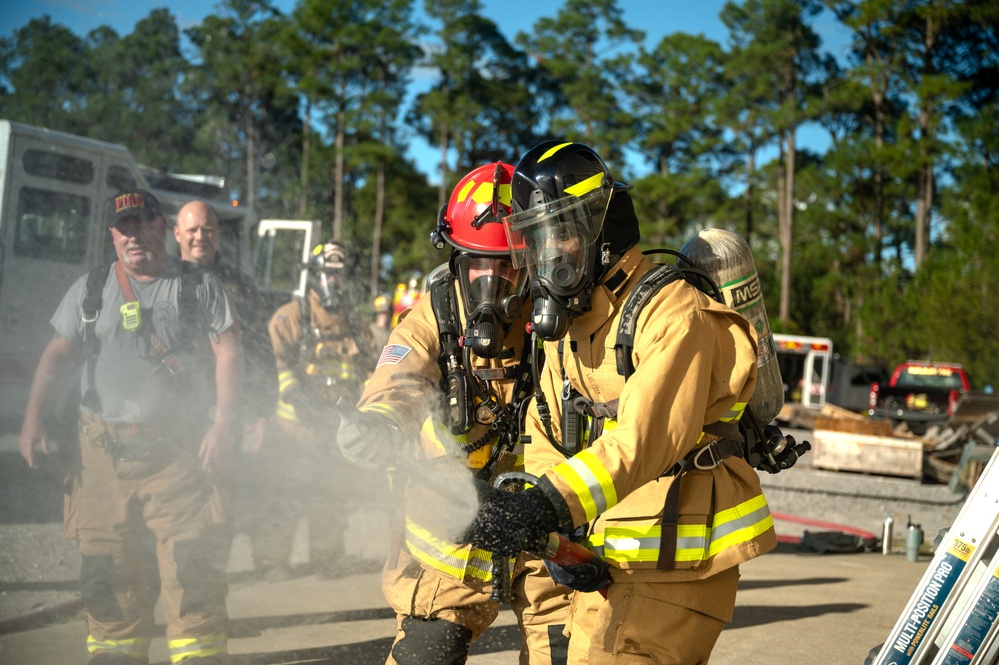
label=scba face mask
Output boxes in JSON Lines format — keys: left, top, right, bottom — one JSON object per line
{"left": 314, "top": 269, "right": 346, "bottom": 310}
{"left": 453, "top": 254, "right": 528, "bottom": 358}
{"left": 503, "top": 183, "right": 612, "bottom": 340}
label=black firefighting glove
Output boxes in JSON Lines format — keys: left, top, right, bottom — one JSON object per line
{"left": 452, "top": 479, "right": 561, "bottom": 558}
{"left": 335, "top": 399, "right": 401, "bottom": 470}
{"left": 544, "top": 557, "right": 612, "bottom": 593}
{"left": 755, "top": 425, "right": 811, "bottom": 474}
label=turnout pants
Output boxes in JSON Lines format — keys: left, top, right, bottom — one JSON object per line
{"left": 67, "top": 413, "right": 228, "bottom": 664}
{"left": 382, "top": 548, "right": 572, "bottom": 665}
{"left": 564, "top": 566, "right": 741, "bottom": 665}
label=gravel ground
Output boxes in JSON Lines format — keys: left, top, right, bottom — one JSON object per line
{"left": 0, "top": 430, "right": 972, "bottom": 629}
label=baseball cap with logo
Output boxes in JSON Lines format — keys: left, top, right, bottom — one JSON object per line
{"left": 109, "top": 188, "right": 164, "bottom": 228}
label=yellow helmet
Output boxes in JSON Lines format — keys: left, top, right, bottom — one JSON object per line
{"left": 373, "top": 294, "right": 391, "bottom": 314}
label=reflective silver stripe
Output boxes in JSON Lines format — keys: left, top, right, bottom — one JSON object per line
{"left": 594, "top": 494, "right": 773, "bottom": 564}
{"left": 405, "top": 519, "right": 493, "bottom": 581}
{"left": 553, "top": 450, "right": 616, "bottom": 520}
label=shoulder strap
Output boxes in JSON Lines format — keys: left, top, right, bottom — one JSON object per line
{"left": 82, "top": 262, "right": 113, "bottom": 349}
{"left": 179, "top": 260, "right": 207, "bottom": 338}
{"left": 429, "top": 274, "right": 472, "bottom": 434}
{"left": 614, "top": 263, "right": 683, "bottom": 379}
{"left": 80, "top": 262, "right": 114, "bottom": 412}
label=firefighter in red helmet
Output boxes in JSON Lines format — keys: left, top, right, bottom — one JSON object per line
{"left": 337, "top": 162, "right": 571, "bottom": 664}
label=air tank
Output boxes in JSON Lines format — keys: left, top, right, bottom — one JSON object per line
{"left": 680, "top": 228, "right": 784, "bottom": 424}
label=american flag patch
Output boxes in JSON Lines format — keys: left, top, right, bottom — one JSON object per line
{"left": 377, "top": 344, "right": 411, "bottom": 367}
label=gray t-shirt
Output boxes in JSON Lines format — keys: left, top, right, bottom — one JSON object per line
{"left": 51, "top": 256, "right": 236, "bottom": 424}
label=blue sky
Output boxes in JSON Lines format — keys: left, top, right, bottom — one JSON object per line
{"left": 3, "top": 1, "right": 853, "bottom": 182}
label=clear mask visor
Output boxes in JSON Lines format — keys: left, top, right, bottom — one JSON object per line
{"left": 502, "top": 187, "right": 611, "bottom": 294}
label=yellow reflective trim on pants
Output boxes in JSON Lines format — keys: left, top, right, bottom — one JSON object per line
{"left": 87, "top": 635, "right": 151, "bottom": 658}
{"left": 278, "top": 370, "right": 297, "bottom": 393}
{"left": 275, "top": 400, "right": 298, "bottom": 422}
{"left": 550, "top": 450, "right": 618, "bottom": 521}
{"left": 169, "top": 632, "right": 227, "bottom": 664}
{"left": 404, "top": 517, "right": 494, "bottom": 582}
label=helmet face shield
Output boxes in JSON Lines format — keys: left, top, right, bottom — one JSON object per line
{"left": 502, "top": 186, "right": 611, "bottom": 297}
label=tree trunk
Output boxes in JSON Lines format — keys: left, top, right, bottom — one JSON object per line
{"left": 299, "top": 100, "right": 311, "bottom": 217}
{"left": 914, "top": 11, "right": 937, "bottom": 268}
{"left": 744, "top": 147, "right": 756, "bottom": 242}
{"left": 657, "top": 151, "right": 670, "bottom": 246}
{"left": 372, "top": 163, "right": 385, "bottom": 297}
{"left": 333, "top": 106, "right": 345, "bottom": 242}
{"left": 244, "top": 111, "right": 256, "bottom": 208}
{"left": 438, "top": 124, "right": 449, "bottom": 212}
{"left": 778, "top": 133, "right": 792, "bottom": 323}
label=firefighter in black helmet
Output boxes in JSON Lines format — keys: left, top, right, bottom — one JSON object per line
{"left": 454, "top": 141, "right": 779, "bottom": 664}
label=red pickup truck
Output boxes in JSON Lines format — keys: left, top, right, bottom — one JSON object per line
{"left": 868, "top": 361, "right": 971, "bottom": 434}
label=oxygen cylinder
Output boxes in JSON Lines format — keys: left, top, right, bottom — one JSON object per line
{"left": 679, "top": 228, "right": 784, "bottom": 424}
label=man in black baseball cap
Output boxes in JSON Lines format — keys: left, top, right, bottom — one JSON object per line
{"left": 20, "top": 180, "right": 243, "bottom": 664}
{"left": 110, "top": 188, "right": 163, "bottom": 227}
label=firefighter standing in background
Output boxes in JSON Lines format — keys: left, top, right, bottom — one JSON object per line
{"left": 19, "top": 189, "right": 240, "bottom": 665}
{"left": 174, "top": 200, "right": 277, "bottom": 453}
{"left": 173, "top": 201, "right": 278, "bottom": 570}
{"left": 336, "top": 163, "right": 571, "bottom": 665}
{"left": 455, "top": 142, "right": 781, "bottom": 664}
{"left": 370, "top": 293, "right": 393, "bottom": 353}
{"left": 248, "top": 240, "right": 378, "bottom": 581}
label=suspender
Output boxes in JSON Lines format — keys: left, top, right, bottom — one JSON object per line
{"left": 80, "top": 261, "right": 204, "bottom": 407}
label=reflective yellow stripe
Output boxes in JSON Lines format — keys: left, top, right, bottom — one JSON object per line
{"left": 420, "top": 418, "right": 471, "bottom": 452}
{"left": 564, "top": 172, "right": 604, "bottom": 197}
{"left": 87, "top": 635, "right": 151, "bottom": 658}
{"left": 538, "top": 142, "right": 572, "bottom": 162}
{"left": 169, "top": 633, "right": 227, "bottom": 664}
{"left": 278, "top": 370, "right": 297, "bottom": 393}
{"left": 404, "top": 517, "right": 494, "bottom": 581}
{"left": 550, "top": 450, "right": 618, "bottom": 521}
{"left": 589, "top": 494, "right": 772, "bottom": 565}
{"left": 719, "top": 401, "right": 747, "bottom": 423}
{"left": 275, "top": 400, "right": 298, "bottom": 422}
{"left": 707, "top": 493, "right": 773, "bottom": 557}
{"left": 361, "top": 402, "right": 407, "bottom": 432}
{"left": 695, "top": 401, "right": 749, "bottom": 443}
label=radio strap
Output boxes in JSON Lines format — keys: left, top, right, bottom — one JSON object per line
{"left": 114, "top": 262, "right": 189, "bottom": 385}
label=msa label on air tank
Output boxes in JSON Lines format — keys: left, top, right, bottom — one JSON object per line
{"left": 720, "top": 274, "right": 762, "bottom": 312}
{"left": 888, "top": 537, "right": 974, "bottom": 664}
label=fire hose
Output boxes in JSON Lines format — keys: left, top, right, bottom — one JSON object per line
{"left": 489, "top": 471, "right": 609, "bottom": 604}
